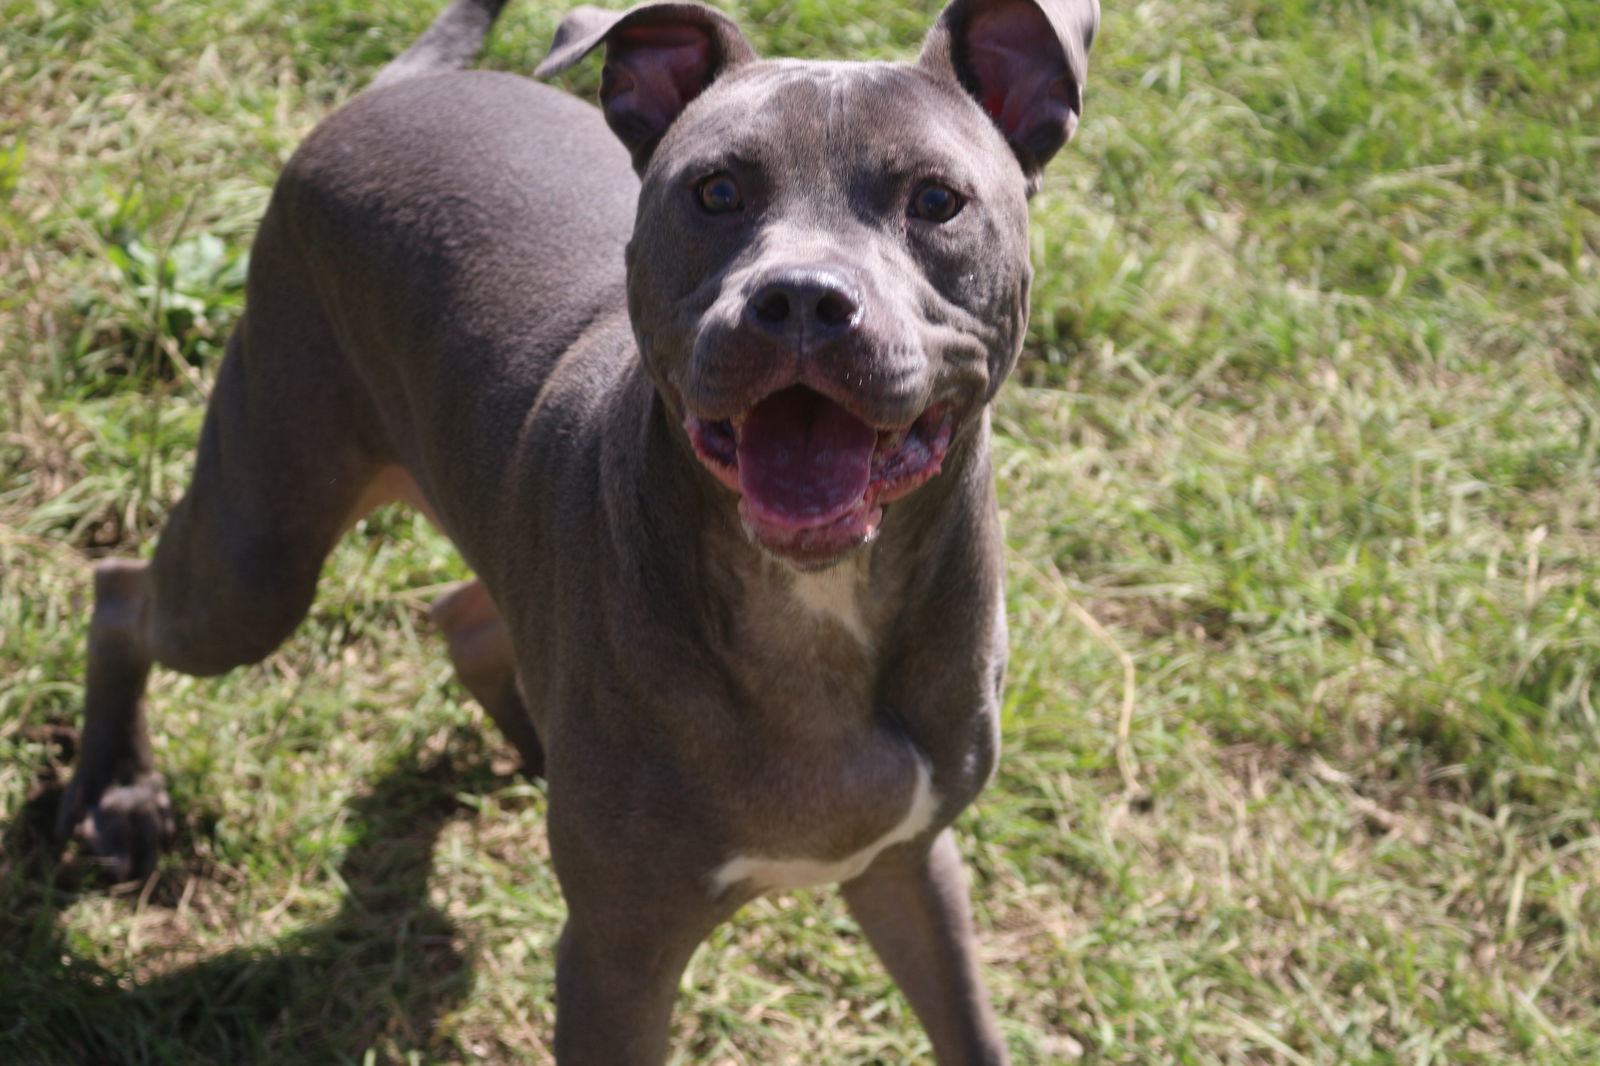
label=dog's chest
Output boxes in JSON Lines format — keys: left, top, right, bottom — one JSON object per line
{"left": 710, "top": 750, "right": 935, "bottom": 895}
{"left": 706, "top": 557, "right": 939, "bottom": 896}
{"left": 723, "top": 556, "right": 880, "bottom": 711}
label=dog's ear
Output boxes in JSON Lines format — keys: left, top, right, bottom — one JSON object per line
{"left": 536, "top": 2, "right": 756, "bottom": 169}
{"left": 919, "top": 0, "right": 1099, "bottom": 193}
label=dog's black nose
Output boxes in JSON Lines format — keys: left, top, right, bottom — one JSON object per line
{"left": 746, "top": 269, "right": 863, "bottom": 345}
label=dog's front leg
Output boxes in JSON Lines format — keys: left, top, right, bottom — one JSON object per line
{"left": 550, "top": 899, "right": 724, "bottom": 1065}
{"left": 842, "top": 829, "right": 1011, "bottom": 1065}
{"left": 547, "top": 795, "right": 735, "bottom": 1065}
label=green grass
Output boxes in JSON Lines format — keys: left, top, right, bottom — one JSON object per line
{"left": 3, "top": 0, "right": 1598, "bottom": 1062}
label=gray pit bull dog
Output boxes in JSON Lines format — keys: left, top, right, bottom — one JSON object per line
{"left": 56, "top": 0, "right": 1098, "bottom": 1060}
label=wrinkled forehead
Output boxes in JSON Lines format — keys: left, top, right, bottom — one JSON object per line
{"left": 649, "top": 59, "right": 1017, "bottom": 188}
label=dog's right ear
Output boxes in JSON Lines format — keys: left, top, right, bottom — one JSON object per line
{"left": 536, "top": 2, "right": 756, "bottom": 170}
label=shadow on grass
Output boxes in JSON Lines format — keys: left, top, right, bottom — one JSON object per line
{"left": 0, "top": 734, "right": 509, "bottom": 1065}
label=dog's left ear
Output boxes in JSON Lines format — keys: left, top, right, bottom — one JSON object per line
{"left": 536, "top": 2, "right": 757, "bottom": 170}
{"left": 919, "top": 0, "right": 1100, "bottom": 194}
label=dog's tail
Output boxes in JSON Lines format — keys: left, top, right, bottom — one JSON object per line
{"left": 369, "top": 0, "right": 512, "bottom": 90}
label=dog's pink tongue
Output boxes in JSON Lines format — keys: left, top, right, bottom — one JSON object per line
{"left": 737, "top": 387, "right": 876, "bottom": 529}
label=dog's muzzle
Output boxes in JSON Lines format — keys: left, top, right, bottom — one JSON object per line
{"left": 685, "top": 384, "right": 954, "bottom": 568}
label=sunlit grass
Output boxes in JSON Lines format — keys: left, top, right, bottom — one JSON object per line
{"left": 3, "top": 0, "right": 1598, "bottom": 1062}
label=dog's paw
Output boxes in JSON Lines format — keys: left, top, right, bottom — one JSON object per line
{"left": 58, "top": 772, "right": 175, "bottom": 881}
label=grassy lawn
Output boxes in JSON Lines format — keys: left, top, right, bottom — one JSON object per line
{"left": 3, "top": 0, "right": 1598, "bottom": 1062}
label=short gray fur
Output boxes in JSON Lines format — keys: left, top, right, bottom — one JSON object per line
{"left": 55, "top": 1, "right": 1100, "bottom": 1061}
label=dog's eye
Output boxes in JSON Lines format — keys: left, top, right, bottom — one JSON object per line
{"left": 909, "top": 181, "right": 964, "bottom": 223}
{"left": 697, "top": 174, "right": 743, "bottom": 214}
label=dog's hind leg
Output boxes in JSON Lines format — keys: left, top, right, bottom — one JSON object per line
{"left": 431, "top": 579, "right": 544, "bottom": 776}
{"left": 60, "top": 557, "right": 171, "bottom": 879}
{"left": 57, "top": 224, "right": 394, "bottom": 878}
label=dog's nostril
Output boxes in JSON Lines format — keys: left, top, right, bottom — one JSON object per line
{"left": 751, "top": 287, "right": 792, "bottom": 325}
{"left": 815, "top": 290, "right": 859, "bottom": 329}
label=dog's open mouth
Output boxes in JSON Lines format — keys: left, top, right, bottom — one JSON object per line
{"left": 685, "top": 385, "right": 953, "bottom": 566}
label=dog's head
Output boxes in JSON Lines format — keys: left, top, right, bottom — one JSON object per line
{"left": 539, "top": 0, "right": 1099, "bottom": 569}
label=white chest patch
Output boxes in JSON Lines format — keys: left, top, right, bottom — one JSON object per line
{"left": 788, "top": 565, "right": 869, "bottom": 647}
{"left": 710, "top": 756, "right": 938, "bottom": 896}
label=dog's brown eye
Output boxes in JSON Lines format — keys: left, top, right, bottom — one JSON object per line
{"left": 697, "top": 174, "right": 743, "bottom": 214}
{"left": 909, "top": 181, "right": 963, "bottom": 223}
